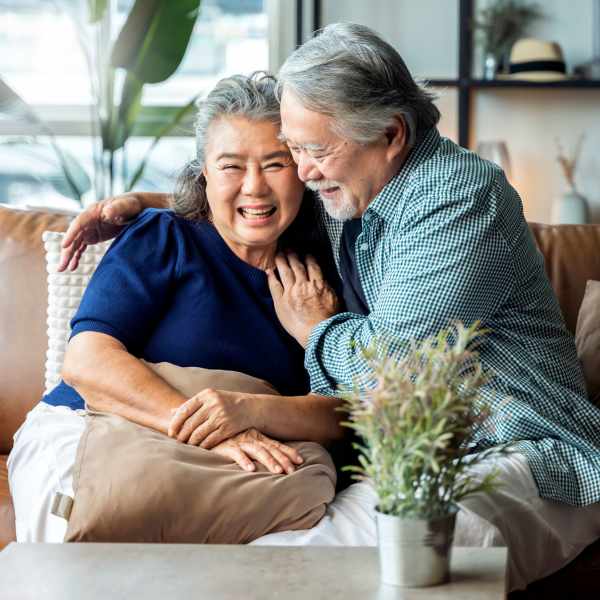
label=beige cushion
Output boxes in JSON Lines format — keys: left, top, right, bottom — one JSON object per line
{"left": 575, "top": 280, "right": 600, "bottom": 406}
{"left": 64, "top": 364, "right": 336, "bottom": 543}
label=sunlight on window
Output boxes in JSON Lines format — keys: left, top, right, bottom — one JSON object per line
{"left": 0, "top": 0, "right": 269, "bottom": 106}
{"left": 0, "top": 0, "right": 267, "bottom": 208}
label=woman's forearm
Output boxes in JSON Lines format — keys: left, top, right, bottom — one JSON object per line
{"left": 130, "top": 191, "right": 172, "bottom": 210}
{"left": 252, "top": 393, "right": 346, "bottom": 446}
{"left": 62, "top": 331, "right": 186, "bottom": 433}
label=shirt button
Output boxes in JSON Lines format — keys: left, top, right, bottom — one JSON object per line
{"left": 360, "top": 243, "right": 369, "bottom": 251}
{"left": 363, "top": 213, "right": 371, "bottom": 221}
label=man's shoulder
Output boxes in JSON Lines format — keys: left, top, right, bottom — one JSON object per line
{"left": 410, "top": 136, "right": 501, "bottom": 200}
{"left": 398, "top": 135, "right": 520, "bottom": 226}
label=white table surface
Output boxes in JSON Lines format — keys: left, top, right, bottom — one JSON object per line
{"left": 0, "top": 543, "right": 506, "bottom": 600}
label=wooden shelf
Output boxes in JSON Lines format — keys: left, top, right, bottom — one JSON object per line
{"left": 427, "top": 78, "right": 600, "bottom": 89}
{"left": 427, "top": 79, "right": 459, "bottom": 87}
{"left": 310, "top": 0, "right": 598, "bottom": 147}
{"left": 469, "top": 79, "right": 600, "bottom": 89}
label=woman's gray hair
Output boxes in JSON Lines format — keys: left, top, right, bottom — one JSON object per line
{"left": 173, "top": 71, "right": 281, "bottom": 220}
{"left": 276, "top": 23, "right": 440, "bottom": 148}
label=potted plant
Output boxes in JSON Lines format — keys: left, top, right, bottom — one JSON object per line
{"left": 0, "top": 0, "right": 201, "bottom": 205}
{"left": 472, "top": 0, "right": 544, "bottom": 78}
{"left": 341, "top": 323, "right": 509, "bottom": 587}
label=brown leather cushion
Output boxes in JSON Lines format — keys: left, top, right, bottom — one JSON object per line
{"left": 529, "top": 223, "right": 600, "bottom": 334}
{"left": 0, "top": 454, "right": 16, "bottom": 549}
{"left": 575, "top": 280, "right": 600, "bottom": 405}
{"left": 0, "top": 206, "right": 70, "bottom": 454}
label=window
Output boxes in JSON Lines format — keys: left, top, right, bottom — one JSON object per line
{"left": 0, "top": 0, "right": 292, "bottom": 209}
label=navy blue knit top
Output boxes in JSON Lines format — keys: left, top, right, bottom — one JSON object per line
{"left": 43, "top": 209, "right": 312, "bottom": 410}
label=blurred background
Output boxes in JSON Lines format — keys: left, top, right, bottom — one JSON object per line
{"left": 0, "top": 0, "right": 598, "bottom": 223}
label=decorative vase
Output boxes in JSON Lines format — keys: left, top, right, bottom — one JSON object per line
{"left": 552, "top": 191, "right": 589, "bottom": 225}
{"left": 483, "top": 52, "right": 498, "bottom": 79}
{"left": 375, "top": 509, "right": 457, "bottom": 587}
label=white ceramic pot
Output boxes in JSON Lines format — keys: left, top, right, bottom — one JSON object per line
{"left": 552, "top": 191, "right": 589, "bottom": 225}
{"left": 375, "top": 509, "right": 457, "bottom": 587}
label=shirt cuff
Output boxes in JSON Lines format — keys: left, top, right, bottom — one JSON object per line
{"left": 304, "top": 313, "right": 350, "bottom": 396}
{"left": 69, "top": 319, "right": 131, "bottom": 349}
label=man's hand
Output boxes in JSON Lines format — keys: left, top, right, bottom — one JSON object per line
{"left": 58, "top": 194, "right": 144, "bottom": 272}
{"left": 210, "top": 428, "right": 304, "bottom": 474}
{"left": 168, "top": 388, "right": 254, "bottom": 449}
{"left": 267, "top": 252, "right": 340, "bottom": 348}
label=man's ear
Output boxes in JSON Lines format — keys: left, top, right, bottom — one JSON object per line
{"left": 384, "top": 116, "right": 408, "bottom": 163}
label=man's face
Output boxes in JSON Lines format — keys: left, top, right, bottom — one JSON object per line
{"left": 280, "top": 89, "right": 397, "bottom": 220}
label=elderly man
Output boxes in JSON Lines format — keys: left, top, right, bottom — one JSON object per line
{"left": 59, "top": 23, "right": 600, "bottom": 592}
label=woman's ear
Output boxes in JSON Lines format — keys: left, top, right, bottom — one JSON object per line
{"left": 384, "top": 116, "right": 408, "bottom": 163}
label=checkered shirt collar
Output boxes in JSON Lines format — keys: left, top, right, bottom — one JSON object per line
{"left": 366, "top": 127, "right": 441, "bottom": 223}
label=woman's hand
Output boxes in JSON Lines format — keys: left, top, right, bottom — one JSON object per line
{"left": 211, "top": 428, "right": 304, "bottom": 474}
{"left": 168, "top": 388, "right": 256, "bottom": 449}
{"left": 58, "top": 193, "right": 153, "bottom": 272}
{"left": 59, "top": 192, "right": 170, "bottom": 270}
{"left": 267, "top": 252, "right": 340, "bottom": 348}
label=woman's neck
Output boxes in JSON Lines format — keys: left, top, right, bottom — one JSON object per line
{"left": 220, "top": 235, "right": 277, "bottom": 271}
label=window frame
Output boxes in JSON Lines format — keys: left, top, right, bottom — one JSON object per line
{"left": 0, "top": 0, "right": 298, "bottom": 139}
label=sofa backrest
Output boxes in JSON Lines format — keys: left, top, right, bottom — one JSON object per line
{"left": 1, "top": 208, "right": 599, "bottom": 453}
{"left": 529, "top": 223, "right": 600, "bottom": 334}
{"left": 0, "top": 206, "right": 69, "bottom": 454}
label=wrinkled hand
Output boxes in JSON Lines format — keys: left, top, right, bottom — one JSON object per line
{"left": 58, "top": 194, "right": 143, "bottom": 271}
{"left": 168, "top": 388, "right": 255, "bottom": 449}
{"left": 211, "top": 428, "right": 304, "bottom": 474}
{"left": 267, "top": 252, "right": 340, "bottom": 348}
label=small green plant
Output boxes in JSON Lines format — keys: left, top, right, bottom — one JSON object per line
{"left": 473, "top": 0, "right": 544, "bottom": 69}
{"left": 341, "top": 322, "right": 509, "bottom": 519}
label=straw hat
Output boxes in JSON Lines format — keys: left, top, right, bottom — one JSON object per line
{"left": 504, "top": 38, "right": 568, "bottom": 81}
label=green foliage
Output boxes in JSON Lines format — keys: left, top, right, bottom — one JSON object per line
{"left": 111, "top": 0, "right": 201, "bottom": 84}
{"left": 126, "top": 96, "right": 199, "bottom": 190}
{"left": 340, "top": 322, "right": 511, "bottom": 519}
{"left": 87, "top": 0, "right": 108, "bottom": 24}
{"left": 0, "top": 0, "right": 201, "bottom": 203}
{"left": 472, "top": 0, "right": 544, "bottom": 59}
{"left": 0, "top": 77, "right": 88, "bottom": 201}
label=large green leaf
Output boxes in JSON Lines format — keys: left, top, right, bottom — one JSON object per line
{"left": 111, "top": 0, "right": 201, "bottom": 84}
{"left": 87, "top": 0, "right": 108, "bottom": 23}
{"left": 104, "top": 72, "right": 144, "bottom": 152}
{"left": 126, "top": 95, "right": 198, "bottom": 191}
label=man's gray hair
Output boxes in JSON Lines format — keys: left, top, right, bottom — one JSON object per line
{"left": 173, "top": 71, "right": 280, "bottom": 220}
{"left": 277, "top": 23, "right": 440, "bottom": 148}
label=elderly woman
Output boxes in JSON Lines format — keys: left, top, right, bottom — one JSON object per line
{"left": 8, "top": 72, "right": 347, "bottom": 543}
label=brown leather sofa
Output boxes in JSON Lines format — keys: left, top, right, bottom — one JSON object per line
{"left": 0, "top": 204, "right": 599, "bottom": 595}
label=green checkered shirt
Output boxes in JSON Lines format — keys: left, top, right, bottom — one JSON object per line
{"left": 306, "top": 127, "right": 600, "bottom": 506}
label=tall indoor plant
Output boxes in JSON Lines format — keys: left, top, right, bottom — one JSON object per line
{"left": 0, "top": 0, "right": 201, "bottom": 204}
{"left": 341, "top": 323, "right": 509, "bottom": 587}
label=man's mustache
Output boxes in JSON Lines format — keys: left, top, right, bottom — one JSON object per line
{"left": 305, "top": 180, "right": 341, "bottom": 192}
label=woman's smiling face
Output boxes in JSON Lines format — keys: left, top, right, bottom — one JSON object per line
{"left": 202, "top": 115, "right": 305, "bottom": 267}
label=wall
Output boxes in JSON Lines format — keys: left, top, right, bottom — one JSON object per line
{"left": 321, "top": 0, "right": 600, "bottom": 223}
